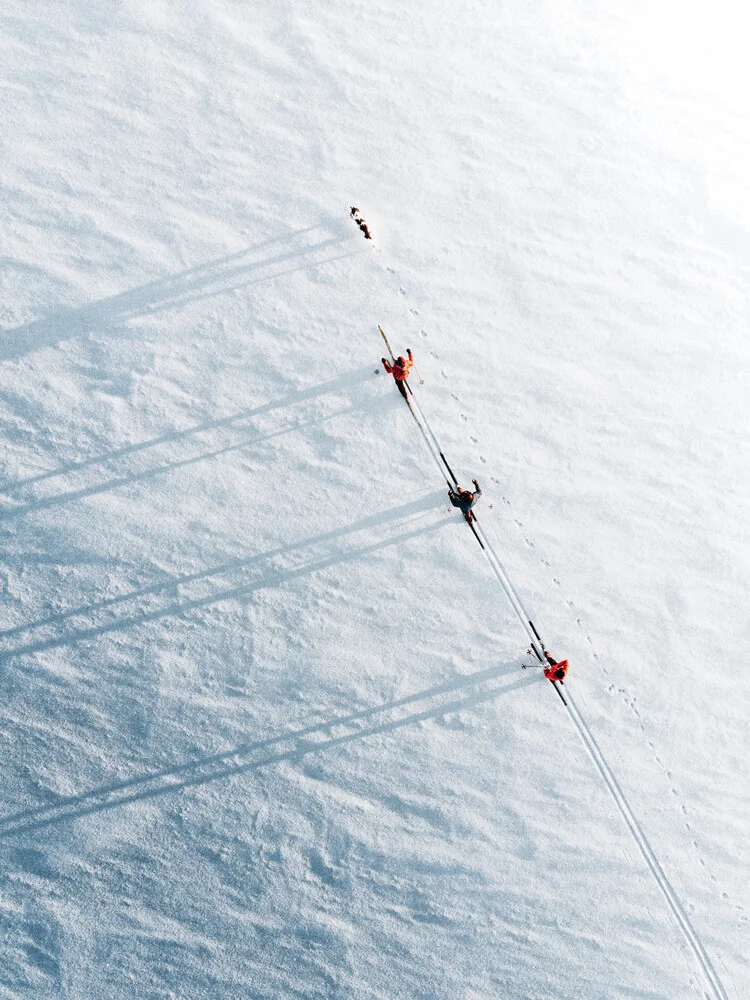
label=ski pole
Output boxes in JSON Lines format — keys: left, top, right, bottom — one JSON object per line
{"left": 411, "top": 360, "right": 425, "bottom": 385}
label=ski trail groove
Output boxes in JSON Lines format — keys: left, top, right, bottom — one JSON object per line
{"left": 399, "top": 375, "right": 729, "bottom": 1000}
{"left": 564, "top": 688, "right": 729, "bottom": 1000}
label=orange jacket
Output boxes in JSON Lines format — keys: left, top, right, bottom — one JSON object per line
{"left": 544, "top": 659, "right": 569, "bottom": 682}
{"left": 383, "top": 357, "right": 413, "bottom": 381}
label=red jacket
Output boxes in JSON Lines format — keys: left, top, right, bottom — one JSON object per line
{"left": 544, "top": 659, "right": 569, "bottom": 682}
{"left": 383, "top": 357, "right": 413, "bottom": 381}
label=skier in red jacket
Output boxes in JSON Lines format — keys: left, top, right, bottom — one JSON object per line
{"left": 382, "top": 350, "right": 414, "bottom": 400}
{"left": 543, "top": 650, "right": 569, "bottom": 682}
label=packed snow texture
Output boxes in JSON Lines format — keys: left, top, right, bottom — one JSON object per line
{"left": 1, "top": 2, "right": 748, "bottom": 998}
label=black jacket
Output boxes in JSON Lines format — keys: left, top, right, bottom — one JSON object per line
{"left": 449, "top": 485, "right": 481, "bottom": 513}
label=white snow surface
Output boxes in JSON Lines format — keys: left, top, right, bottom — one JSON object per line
{"left": 1, "top": 2, "right": 748, "bottom": 998}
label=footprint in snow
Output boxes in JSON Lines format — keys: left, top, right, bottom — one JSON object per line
{"left": 410, "top": 307, "right": 419, "bottom": 316}
{"left": 460, "top": 414, "right": 467, "bottom": 422}
{"left": 421, "top": 328, "right": 428, "bottom": 338}
{"left": 399, "top": 286, "right": 406, "bottom": 295}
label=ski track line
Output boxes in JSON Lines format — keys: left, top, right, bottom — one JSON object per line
{"left": 394, "top": 356, "right": 729, "bottom": 1000}
{"left": 564, "top": 688, "right": 729, "bottom": 1000}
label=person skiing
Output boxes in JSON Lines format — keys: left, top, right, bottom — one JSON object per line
{"left": 448, "top": 479, "right": 482, "bottom": 524}
{"left": 543, "top": 650, "right": 569, "bottom": 682}
{"left": 350, "top": 206, "right": 372, "bottom": 240}
{"left": 382, "top": 350, "right": 414, "bottom": 400}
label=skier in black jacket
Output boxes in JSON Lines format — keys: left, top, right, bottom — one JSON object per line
{"left": 448, "top": 479, "right": 482, "bottom": 523}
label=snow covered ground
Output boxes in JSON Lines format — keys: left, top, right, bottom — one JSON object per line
{"left": 1, "top": 1, "right": 748, "bottom": 997}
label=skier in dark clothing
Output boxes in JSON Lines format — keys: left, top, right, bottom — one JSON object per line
{"left": 448, "top": 479, "right": 482, "bottom": 523}
{"left": 350, "top": 206, "right": 372, "bottom": 240}
{"left": 543, "top": 650, "right": 569, "bottom": 682}
{"left": 382, "top": 350, "right": 414, "bottom": 400}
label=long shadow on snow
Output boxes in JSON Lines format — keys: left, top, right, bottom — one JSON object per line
{"left": 0, "top": 368, "right": 379, "bottom": 521}
{"left": 0, "top": 495, "right": 450, "bottom": 660}
{"left": 0, "top": 220, "right": 357, "bottom": 362}
{"left": 7, "top": 367, "right": 374, "bottom": 493}
{"left": 0, "top": 663, "right": 535, "bottom": 838}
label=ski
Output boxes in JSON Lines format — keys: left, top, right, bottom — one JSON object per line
{"left": 378, "top": 325, "right": 395, "bottom": 361}
{"left": 440, "top": 451, "right": 458, "bottom": 486}
{"left": 465, "top": 514, "right": 485, "bottom": 550}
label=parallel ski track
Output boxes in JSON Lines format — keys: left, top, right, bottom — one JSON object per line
{"left": 563, "top": 688, "right": 729, "bottom": 1000}
{"left": 400, "top": 375, "right": 728, "bottom": 1000}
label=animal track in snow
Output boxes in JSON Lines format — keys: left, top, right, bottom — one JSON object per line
{"left": 410, "top": 307, "right": 419, "bottom": 315}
